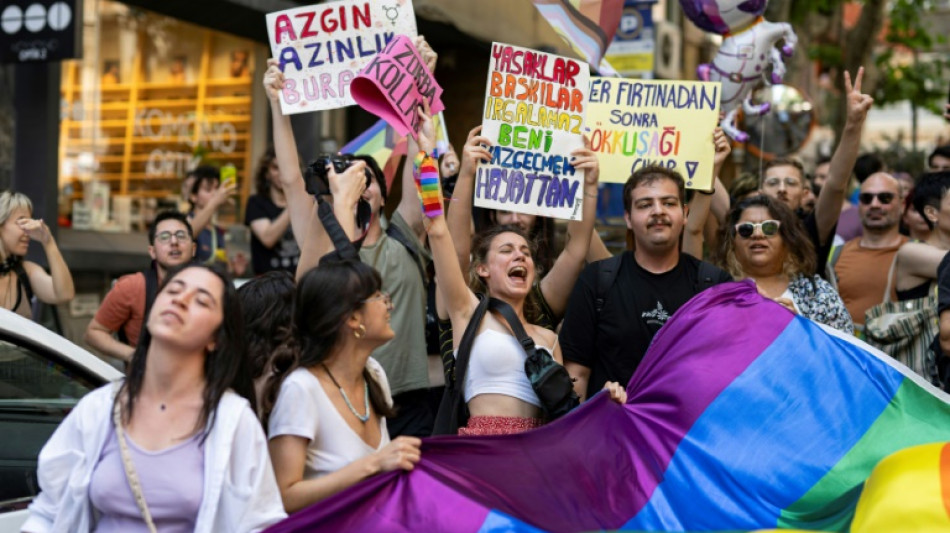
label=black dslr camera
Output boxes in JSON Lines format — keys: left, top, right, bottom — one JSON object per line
{"left": 304, "top": 153, "right": 372, "bottom": 197}
{"left": 305, "top": 153, "right": 374, "bottom": 238}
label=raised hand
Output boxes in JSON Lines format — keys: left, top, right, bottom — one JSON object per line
{"left": 209, "top": 181, "right": 237, "bottom": 210}
{"left": 329, "top": 160, "right": 368, "bottom": 207}
{"left": 712, "top": 127, "right": 731, "bottom": 177}
{"left": 844, "top": 67, "right": 874, "bottom": 126}
{"left": 415, "top": 99, "right": 436, "bottom": 154}
{"left": 459, "top": 126, "right": 493, "bottom": 179}
{"left": 570, "top": 135, "right": 600, "bottom": 186}
{"left": 414, "top": 35, "right": 438, "bottom": 73}
{"left": 263, "top": 58, "right": 285, "bottom": 105}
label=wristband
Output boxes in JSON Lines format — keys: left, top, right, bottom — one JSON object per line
{"left": 413, "top": 151, "right": 443, "bottom": 218}
{"left": 696, "top": 188, "right": 715, "bottom": 195}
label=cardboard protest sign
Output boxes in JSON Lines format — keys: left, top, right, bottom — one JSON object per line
{"left": 586, "top": 77, "right": 720, "bottom": 189}
{"left": 350, "top": 35, "right": 444, "bottom": 139}
{"left": 477, "top": 43, "right": 589, "bottom": 221}
{"left": 265, "top": 0, "right": 417, "bottom": 115}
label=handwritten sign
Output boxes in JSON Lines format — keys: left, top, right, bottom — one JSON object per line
{"left": 351, "top": 35, "right": 444, "bottom": 138}
{"left": 476, "top": 43, "right": 589, "bottom": 221}
{"left": 265, "top": 0, "right": 417, "bottom": 115}
{"left": 586, "top": 77, "right": 720, "bottom": 189}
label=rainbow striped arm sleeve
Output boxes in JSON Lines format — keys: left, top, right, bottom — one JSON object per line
{"left": 413, "top": 151, "right": 443, "bottom": 218}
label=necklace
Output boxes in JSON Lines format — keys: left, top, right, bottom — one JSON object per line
{"left": 321, "top": 363, "right": 370, "bottom": 423}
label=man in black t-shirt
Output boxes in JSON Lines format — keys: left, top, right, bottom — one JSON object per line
{"left": 559, "top": 167, "right": 732, "bottom": 399}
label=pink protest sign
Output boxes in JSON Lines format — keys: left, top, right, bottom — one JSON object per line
{"left": 350, "top": 35, "right": 444, "bottom": 139}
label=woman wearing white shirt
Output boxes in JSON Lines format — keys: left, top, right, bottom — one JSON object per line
{"left": 23, "top": 264, "right": 286, "bottom": 532}
{"left": 264, "top": 259, "right": 422, "bottom": 513}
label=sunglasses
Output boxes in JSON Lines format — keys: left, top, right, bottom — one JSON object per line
{"left": 735, "top": 220, "right": 781, "bottom": 238}
{"left": 858, "top": 192, "right": 895, "bottom": 205}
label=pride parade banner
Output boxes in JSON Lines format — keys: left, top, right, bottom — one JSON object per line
{"left": 351, "top": 35, "right": 444, "bottom": 139}
{"left": 476, "top": 43, "right": 589, "bottom": 221}
{"left": 265, "top": 0, "right": 417, "bottom": 115}
{"left": 265, "top": 281, "right": 950, "bottom": 532}
{"left": 587, "top": 77, "right": 719, "bottom": 189}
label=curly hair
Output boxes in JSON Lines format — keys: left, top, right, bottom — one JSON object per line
{"left": 716, "top": 194, "right": 816, "bottom": 279}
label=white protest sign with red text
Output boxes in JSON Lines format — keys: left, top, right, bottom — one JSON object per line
{"left": 265, "top": 0, "right": 417, "bottom": 115}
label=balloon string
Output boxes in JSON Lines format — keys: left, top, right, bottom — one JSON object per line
{"left": 758, "top": 102, "right": 767, "bottom": 181}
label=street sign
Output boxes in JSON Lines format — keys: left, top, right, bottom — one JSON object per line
{"left": 0, "top": 0, "right": 81, "bottom": 63}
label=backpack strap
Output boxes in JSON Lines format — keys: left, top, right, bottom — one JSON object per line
{"left": 386, "top": 222, "right": 427, "bottom": 283}
{"left": 143, "top": 266, "right": 159, "bottom": 323}
{"left": 595, "top": 254, "right": 623, "bottom": 316}
{"left": 451, "top": 293, "right": 491, "bottom": 392}
{"left": 488, "top": 298, "right": 537, "bottom": 354}
{"left": 694, "top": 260, "right": 718, "bottom": 292}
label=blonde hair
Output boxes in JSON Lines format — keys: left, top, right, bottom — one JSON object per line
{"left": 0, "top": 191, "right": 33, "bottom": 258}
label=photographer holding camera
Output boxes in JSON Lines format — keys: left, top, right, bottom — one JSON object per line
{"left": 263, "top": 37, "right": 437, "bottom": 438}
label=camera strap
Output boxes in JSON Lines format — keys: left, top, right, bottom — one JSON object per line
{"left": 316, "top": 196, "right": 361, "bottom": 262}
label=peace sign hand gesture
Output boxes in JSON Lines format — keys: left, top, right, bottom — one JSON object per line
{"left": 844, "top": 67, "right": 874, "bottom": 127}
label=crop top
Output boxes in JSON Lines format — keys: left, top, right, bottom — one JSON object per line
{"left": 459, "top": 328, "right": 553, "bottom": 407}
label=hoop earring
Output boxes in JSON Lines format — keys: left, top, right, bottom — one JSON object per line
{"left": 354, "top": 324, "right": 366, "bottom": 339}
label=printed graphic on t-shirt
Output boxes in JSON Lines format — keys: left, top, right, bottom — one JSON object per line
{"left": 271, "top": 230, "right": 300, "bottom": 270}
{"left": 642, "top": 301, "right": 670, "bottom": 327}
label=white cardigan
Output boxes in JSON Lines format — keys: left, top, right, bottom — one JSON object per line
{"left": 22, "top": 383, "right": 287, "bottom": 533}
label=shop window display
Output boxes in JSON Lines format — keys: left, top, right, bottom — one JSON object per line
{"left": 58, "top": 0, "right": 266, "bottom": 232}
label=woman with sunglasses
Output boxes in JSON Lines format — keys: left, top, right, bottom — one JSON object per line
{"left": 262, "top": 260, "right": 422, "bottom": 513}
{"left": 718, "top": 195, "right": 853, "bottom": 333}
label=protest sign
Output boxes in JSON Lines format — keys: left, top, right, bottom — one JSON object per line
{"left": 586, "top": 77, "right": 720, "bottom": 189}
{"left": 477, "top": 43, "right": 589, "bottom": 221}
{"left": 350, "top": 34, "right": 444, "bottom": 139}
{"left": 265, "top": 0, "right": 417, "bottom": 115}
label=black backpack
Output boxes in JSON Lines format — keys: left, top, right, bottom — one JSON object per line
{"left": 595, "top": 254, "right": 720, "bottom": 315}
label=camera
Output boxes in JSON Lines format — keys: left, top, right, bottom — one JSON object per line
{"left": 304, "top": 153, "right": 372, "bottom": 197}
{"left": 305, "top": 153, "right": 374, "bottom": 236}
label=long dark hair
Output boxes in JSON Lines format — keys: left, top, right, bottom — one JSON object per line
{"left": 469, "top": 224, "right": 542, "bottom": 323}
{"left": 254, "top": 147, "right": 277, "bottom": 198}
{"left": 716, "top": 194, "right": 816, "bottom": 279}
{"left": 260, "top": 259, "right": 395, "bottom": 429}
{"left": 238, "top": 271, "right": 298, "bottom": 421}
{"left": 118, "top": 264, "right": 254, "bottom": 440}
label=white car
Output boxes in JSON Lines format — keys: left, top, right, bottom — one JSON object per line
{"left": 0, "top": 310, "right": 122, "bottom": 532}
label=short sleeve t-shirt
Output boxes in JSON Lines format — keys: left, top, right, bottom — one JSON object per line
{"left": 244, "top": 194, "right": 300, "bottom": 274}
{"left": 94, "top": 272, "right": 146, "bottom": 346}
{"left": 268, "top": 360, "right": 391, "bottom": 479}
{"left": 358, "top": 212, "right": 430, "bottom": 396}
{"left": 559, "top": 253, "right": 732, "bottom": 397}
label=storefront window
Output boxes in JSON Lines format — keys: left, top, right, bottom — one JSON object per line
{"left": 59, "top": 0, "right": 265, "bottom": 231}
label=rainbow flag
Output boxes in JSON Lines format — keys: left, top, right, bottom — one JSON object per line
{"left": 532, "top": 0, "right": 624, "bottom": 74}
{"left": 265, "top": 281, "right": 950, "bottom": 532}
{"left": 341, "top": 119, "right": 407, "bottom": 189}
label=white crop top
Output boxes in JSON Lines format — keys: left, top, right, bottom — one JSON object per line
{"left": 458, "top": 328, "right": 552, "bottom": 407}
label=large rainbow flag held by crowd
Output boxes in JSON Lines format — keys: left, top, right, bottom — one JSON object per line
{"left": 266, "top": 281, "right": 950, "bottom": 532}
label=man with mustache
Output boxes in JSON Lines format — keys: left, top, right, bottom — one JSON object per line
{"left": 832, "top": 172, "right": 906, "bottom": 332}
{"left": 558, "top": 166, "right": 732, "bottom": 400}
{"left": 85, "top": 211, "right": 196, "bottom": 362}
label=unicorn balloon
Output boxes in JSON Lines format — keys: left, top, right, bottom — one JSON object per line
{"left": 679, "top": 0, "right": 797, "bottom": 142}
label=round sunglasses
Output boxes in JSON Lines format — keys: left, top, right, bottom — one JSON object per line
{"left": 734, "top": 220, "right": 781, "bottom": 239}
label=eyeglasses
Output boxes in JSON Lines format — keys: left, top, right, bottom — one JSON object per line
{"left": 362, "top": 291, "right": 393, "bottom": 310}
{"left": 735, "top": 220, "right": 781, "bottom": 238}
{"left": 155, "top": 230, "right": 192, "bottom": 244}
{"left": 858, "top": 192, "right": 896, "bottom": 205}
{"left": 762, "top": 177, "right": 802, "bottom": 189}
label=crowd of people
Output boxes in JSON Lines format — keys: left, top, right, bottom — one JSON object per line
{"left": 13, "top": 36, "right": 950, "bottom": 530}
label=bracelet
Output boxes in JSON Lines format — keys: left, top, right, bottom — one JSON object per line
{"left": 696, "top": 188, "right": 715, "bottom": 195}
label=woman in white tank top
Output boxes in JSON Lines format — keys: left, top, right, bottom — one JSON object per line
{"left": 417, "top": 111, "right": 626, "bottom": 436}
